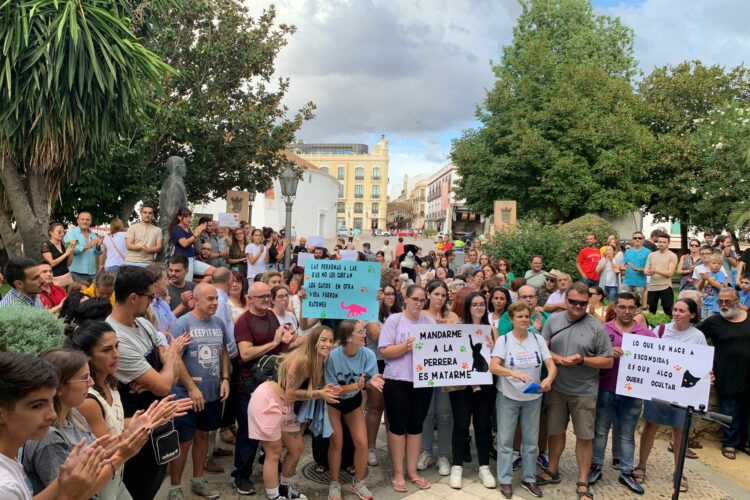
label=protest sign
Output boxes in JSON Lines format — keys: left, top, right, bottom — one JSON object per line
{"left": 412, "top": 324, "right": 493, "bottom": 388}
{"left": 308, "top": 235, "right": 324, "bottom": 248}
{"left": 303, "top": 261, "right": 379, "bottom": 321}
{"left": 340, "top": 250, "right": 358, "bottom": 261}
{"left": 616, "top": 336, "right": 714, "bottom": 408}
{"left": 297, "top": 252, "right": 313, "bottom": 268}
{"left": 218, "top": 212, "right": 240, "bottom": 228}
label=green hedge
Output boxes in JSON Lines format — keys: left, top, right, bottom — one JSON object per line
{"left": 0, "top": 305, "right": 66, "bottom": 355}
{"left": 484, "top": 215, "right": 617, "bottom": 278}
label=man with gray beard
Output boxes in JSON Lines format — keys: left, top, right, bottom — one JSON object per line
{"left": 697, "top": 288, "right": 750, "bottom": 460}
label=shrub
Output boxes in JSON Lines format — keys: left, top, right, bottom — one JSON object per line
{"left": 484, "top": 218, "right": 567, "bottom": 275}
{"left": 0, "top": 305, "right": 66, "bottom": 355}
{"left": 557, "top": 214, "right": 618, "bottom": 277}
{"left": 423, "top": 228, "right": 437, "bottom": 238}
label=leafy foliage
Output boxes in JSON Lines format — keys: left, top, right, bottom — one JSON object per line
{"left": 55, "top": 0, "right": 315, "bottom": 225}
{"left": 0, "top": 305, "right": 65, "bottom": 355}
{"left": 484, "top": 214, "right": 616, "bottom": 277}
{"left": 451, "top": 0, "right": 653, "bottom": 222}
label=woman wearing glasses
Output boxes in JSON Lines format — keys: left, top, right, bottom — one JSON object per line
{"left": 167, "top": 207, "right": 215, "bottom": 282}
{"left": 379, "top": 284, "right": 435, "bottom": 493}
{"left": 678, "top": 239, "right": 702, "bottom": 291}
{"left": 447, "top": 291, "right": 497, "bottom": 490}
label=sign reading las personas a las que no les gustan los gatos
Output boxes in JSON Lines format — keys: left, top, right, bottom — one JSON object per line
{"left": 302, "top": 261, "right": 379, "bottom": 322}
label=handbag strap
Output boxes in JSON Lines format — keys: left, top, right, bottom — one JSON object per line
{"left": 108, "top": 234, "right": 126, "bottom": 260}
{"left": 548, "top": 313, "right": 588, "bottom": 341}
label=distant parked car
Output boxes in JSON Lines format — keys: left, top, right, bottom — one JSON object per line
{"left": 381, "top": 230, "right": 391, "bottom": 237}
{"left": 337, "top": 227, "right": 348, "bottom": 237}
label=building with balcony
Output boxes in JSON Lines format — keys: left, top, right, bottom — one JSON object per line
{"left": 289, "top": 137, "right": 389, "bottom": 231}
{"left": 386, "top": 174, "right": 429, "bottom": 230}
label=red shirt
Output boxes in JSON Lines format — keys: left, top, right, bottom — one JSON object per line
{"left": 39, "top": 285, "right": 67, "bottom": 309}
{"left": 234, "top": 310, "right": 281, "bottom": 378}
{"left": 577, "top": 247, "right": 601, "bottom": 281}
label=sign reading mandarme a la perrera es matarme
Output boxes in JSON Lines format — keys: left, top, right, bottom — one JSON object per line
{"left": 412, "top": 324, "right": 493, "bottom": 388}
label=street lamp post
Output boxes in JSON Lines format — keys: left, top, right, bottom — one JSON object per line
{"left": 279, "top": 165, "right": 299, "bottom": 270}
{"left": 248, "top": 191, "right": 256, "bottom": 226}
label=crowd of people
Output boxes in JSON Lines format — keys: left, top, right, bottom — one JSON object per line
{"left": 1, "top": 209, "right": 749, "bottom": 500}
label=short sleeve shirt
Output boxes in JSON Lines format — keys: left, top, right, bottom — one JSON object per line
{"left": 106, "top": 316, "right": 165, "bottom": 384}
{"left": 0, "top": 455, "right": 31, "bottom": 500}
{"left": 622, "top": 247, "right": 651, "bottom": 287}
{"left": 168, "top": 281, "right": 196, "bottom": 316}
{"left": 125, "top": 222, "right": 162, "bottom": 263}
{"left": 378, "top": 313, "right": 436, "bottom": 382}
{"left": 171, "top": 225, "right": 195, "bottom": 258}
{"left": 600, "top": 320, "right": 655, "bottom": 393}
{"left": 324, "top": 346, "right": 378, "bottom": 400}
{"left": 541, "top": 312, "right": 612, "bottom": 396}
{"left": 646, "top": 250, "right": 678, "bottom": 291}
{"left": 234, "top": 310, "right": 282, "bottom": 378}
{"left": 244, "top": 243, "right": 267, "bottom": 279}
{"left": 577, "top": 247, "right": 601, "bottom": 281}
{"left": 491, "top": 333, "right": 550, "bottom": 401}
{"left": 172, "top": 314, "right": 232, "bottom": 401}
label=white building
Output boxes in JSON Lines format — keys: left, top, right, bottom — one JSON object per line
{"left": 193, "top": 151, "right": 340, "bottom": 239}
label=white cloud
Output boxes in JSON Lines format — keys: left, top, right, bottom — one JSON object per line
{"left": 248, "top": 0, "right": 750, "bottom": 189}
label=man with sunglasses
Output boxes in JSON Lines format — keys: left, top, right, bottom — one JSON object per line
{"left": 232, "top": 282, "right": 292, "bottom": 495}
{"left": 537, "top": 283, "right": 613, "bottom": 499}
{"left": 621, "top": 232, "right": 651, "bottom": 299}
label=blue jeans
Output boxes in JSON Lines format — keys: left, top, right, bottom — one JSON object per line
{"left": 582, "top": 278, "right": 597, "bottom": 287}
{"left": 604, "top": 286, "right": 618, "bottom": 303}
{"left": 104, "top": 266, "right": 121, "bottom": 274}
{"left": 232, "top": 387, "right": 259, "bottom": 480}
{"left": 592, "top": 389, "right": 642, "bottom": 474}
{"left": 421, "top": 389, "right": 452, "bottom": 458}
{"left": 718, "top": 393, "right": 750, "bottom": 448}
{"left": 496, "top": 393, "right": 541, "bottom": 484}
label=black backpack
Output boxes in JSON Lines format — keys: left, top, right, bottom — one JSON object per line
{"left": 244, "top": 354, "right": 281, "bottom": 395}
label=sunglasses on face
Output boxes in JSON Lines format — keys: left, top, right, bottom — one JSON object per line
{"left": 567, "top": 298, "right": 588, "bottom": 308}
{"left": 633, "top": 237, "right": 644, "bottom": 240}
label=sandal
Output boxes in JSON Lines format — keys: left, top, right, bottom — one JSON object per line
{"left": 314, "top": 463, "right": 327, "bottom": 474}
{"left": 220, "top": 428, "right": 236, "bottom": 444}
{"left": 668, "top": 443, "right": 698, "bottom": 459}
{"left": 632, "top": 467, "right": 646, "bottom": 484}
{"left": 722, "top": 447, "right": 736, "bottom": 460}
{"left": 688, "top": 438, "right": 703, "bottom": 449}
{"left": 680, "top": 476, "right": 688, "bottom": 493}
{"left": 576, "top": 481, "right": 594, "bottom": 499}
{"left": 390, "top": 478, "right": 408, "bottom": 493}
{"left": 408, "top": 476, "right": 431, "bottom": 490}
{"left": 536, "top": 469, "right": 562, "bottom": 485}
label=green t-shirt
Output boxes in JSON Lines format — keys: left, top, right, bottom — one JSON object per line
{"left": 496, "top": 310, "right": 549, "bottom": 336}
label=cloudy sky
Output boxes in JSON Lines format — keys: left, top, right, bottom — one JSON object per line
{"left": 251, "top": 0, "right": 750, "bottom": 190}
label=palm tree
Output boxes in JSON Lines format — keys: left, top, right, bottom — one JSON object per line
{"left": 0, "top": 0, "right": 172, "bottom": 257}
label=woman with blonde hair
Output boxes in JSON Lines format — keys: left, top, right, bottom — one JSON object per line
{"left": 102, "top": 218, "right": 128, "bottom": 274}
{"left": 247, "top": 326, "right": 341, "bottom": 500}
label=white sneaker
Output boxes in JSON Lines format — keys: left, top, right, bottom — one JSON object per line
{"left": 449, "top": 465, "right": 463, "bottom": 489}
{"left": 478, "top": 465, "right": 497, "bottom": 489}
{"left": 417, "top": 451, "right": 434, "bottom": 471}
{"left": 367, "top": 448, "right": 379, "bottom": 466}
{"left": 437, "top": 457, "right": 451, "bottom": 476}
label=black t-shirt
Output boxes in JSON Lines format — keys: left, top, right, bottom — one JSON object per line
{"left": 740, "top": 248, "right": 750, "bottom": 272}
{"left": 698, "top": 314, "right": 750, "bottom": 396}
{"left": 40, "top": 240, "right": 68, "bottom": 277}
{"left": 643, "top": 240, "right": 657, "bottom": 252}
{"left": 168, "top": 281, "right": 196, "bottom": 316}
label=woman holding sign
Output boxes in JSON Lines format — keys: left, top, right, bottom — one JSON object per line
{"left": 634, "top": 298, "right": 706, "bottom": 492}
{"left": 379, "top": 284, "right": 435, "bottom": 493}
{"left": 447, "top": 291, "right": 497, "bottom": 490}
{"left": 491, "top": 301, "right": 556, "bottom": 499}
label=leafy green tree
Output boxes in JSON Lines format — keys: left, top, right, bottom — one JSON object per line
{"left": 638, "top": 61, "right": 750, "bottom": 249}
{"left": 451, "top": 0, "right": 653, "bottom": 222}
{"left": 55, "top": 0, "right": 315, "bottom": 225}
{"left": 0, "top": 0, "right": 171, "bottom": 257}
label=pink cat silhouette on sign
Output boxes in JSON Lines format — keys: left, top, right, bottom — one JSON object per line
{"left": 341, "top": 301, "right": 367, "bottom": 318}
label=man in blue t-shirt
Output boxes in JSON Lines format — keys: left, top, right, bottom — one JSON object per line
{"left": 621, "top": 231, "right": 651, "bottom": 296}
{"left": 168, "top": 283, "right": 231, "bottom": 499}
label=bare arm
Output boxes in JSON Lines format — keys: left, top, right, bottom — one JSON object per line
{"left": 582, "top": 355, "right": 613, "bottom": 369}
{"left": 237, "top": 337, "right": 282, "bottom": 363}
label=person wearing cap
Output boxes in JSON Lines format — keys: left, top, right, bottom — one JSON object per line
{"left": 537, "top": 272, "right": 558, "bottom": 306}
{"left": 543, "top": 272, "right": 572, "bottom": 313}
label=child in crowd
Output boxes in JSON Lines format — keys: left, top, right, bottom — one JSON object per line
{"left": 696, "top": 254, "right": 727, "bottom": 318}
{"left": 738, "top": 273, "right": 750, "bottom": 311}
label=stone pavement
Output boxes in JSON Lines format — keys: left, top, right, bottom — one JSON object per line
{"left": 156, "top": 423, "right": 750, "bottom": 500}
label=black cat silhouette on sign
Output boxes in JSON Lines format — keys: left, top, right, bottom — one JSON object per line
{"left": 681, "top": 370, "right": 701, "bottom": 389}
{"left": 469, "top": 334, "right": 489, "bottom": 372}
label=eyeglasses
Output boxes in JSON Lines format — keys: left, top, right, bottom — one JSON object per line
{"left": 66, "top": 374, "right": 93, "bottom": 384}
{"left": 633, "top": 237, "right": 644, "bottom": 240}
{"left": 689, "top": 244, "right": 699, "bottom": 248}
{"left": 615, "top": 305, "right": 637, "bottom": 312}
{"left": 545, "top": 278, "right": 557, "bottom": 282}
{"left": 252, "top": 294, "right": 271, "bottom": 300}
{"left": 567, "top": 298, "right": 589, "bottom": 308}
{"left": 136, "top": 292, "right": 156, "bottom": 301}
{"left": 717, "top": 299, "right": 736, "bottom": 305}
{"left": 470, "top": 303, "right": 486, "bottom": 309}
{"left": 409, "top": 297, "right": 427, "bottom": 304}
{"left": 383, "top": 292, "right": 396, "bottom": 297}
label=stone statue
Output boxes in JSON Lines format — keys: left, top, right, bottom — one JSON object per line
{"left": 159, "top": 156, "right": 189, "bottom": 246}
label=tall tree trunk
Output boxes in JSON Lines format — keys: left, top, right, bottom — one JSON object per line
{"left": 0, "top": 155, "right": 51, "bottom": 259}
{"left": 0, "top": 209, "right": 24, "bottom": 258}
{"left": 120, "top": 199, "right": 139, "bottom": 227}
{"left": 680, "top": 217, "right": 689, "bottom": 254}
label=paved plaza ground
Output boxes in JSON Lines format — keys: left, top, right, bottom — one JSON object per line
{"left": 156, "top": 422, "right": 750, "bottom": 499}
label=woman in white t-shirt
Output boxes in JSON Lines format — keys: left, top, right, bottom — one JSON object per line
{"left": 491, "top": 301, "right": 556, "bottom": 498}
{"left": 271, "top": 285, "right": 305, "bottom": 352}
{"left": 103, "top": 218, "right": 128, "bottom": 273}
{"left": 596, "top": 244, "right": 622, "bottom": 302}
{"left": 244, "top": 228, "right": 269, "bottom": 283}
